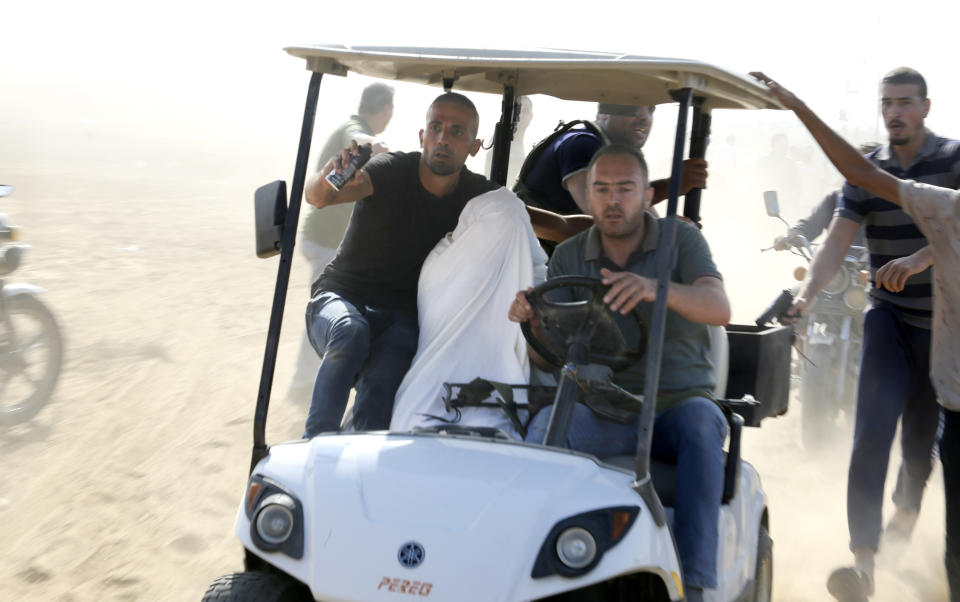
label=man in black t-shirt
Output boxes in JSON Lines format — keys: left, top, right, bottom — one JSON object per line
{"left": 301, "top": 92, "right": 493, "bottom": 437}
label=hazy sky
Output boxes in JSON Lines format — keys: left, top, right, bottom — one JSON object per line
{"left": 6, "top": 0, "right": 960, "bottom": 147}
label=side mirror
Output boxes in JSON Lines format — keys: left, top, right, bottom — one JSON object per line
{"left": 254, "top": 181, "right": 287, "bottom": 258}
{"left": 763, "top": 190, "right": 780, "bottom": 217}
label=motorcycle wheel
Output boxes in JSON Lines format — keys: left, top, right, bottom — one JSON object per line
{"left": 800, "top": 343, "right": 840, "bottom": 450}
{"left": 0, "top": 293, "right": 63, "bottom": 425}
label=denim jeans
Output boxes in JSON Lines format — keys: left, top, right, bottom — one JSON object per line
{"left": 942, "top": 409, "right": 960, "bottom": 601}
{"left": 303, "top": 291, "right": 418, "bottom": 438}
{"left": 525, "top": 396, "right": 727, "bottom": 589}
{"left": 847, "top": 302, "right": 940, "bottom": 551}
{"left": 288, "top": 239, "right": 338, "bottom": 398}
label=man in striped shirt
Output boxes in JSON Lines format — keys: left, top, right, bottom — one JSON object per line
{"left": 755, "top": 68, "right": 960, "bottom": 600}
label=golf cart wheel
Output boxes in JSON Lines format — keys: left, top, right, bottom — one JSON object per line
{"left": 752, "top": 525, "right": 773, "bottom": 602}
{"left": 201, "top": 571, "right": 311, "bottom": 602}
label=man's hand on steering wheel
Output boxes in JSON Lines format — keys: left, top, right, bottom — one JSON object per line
{"left": 508, "top": 287, "right": 539, "bottom": 326}
{"left": 600, "top": 268, "right": 656, "bottom": 314}
{"left": 508, "top": 276, "right": 647, "bottom": 372}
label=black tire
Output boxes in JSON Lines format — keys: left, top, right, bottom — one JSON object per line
{"left": 799, "top": 343, "right": 838, "bottom": 450}
{"left": 752, "top": 525, "right": 773, "bottom": 602}
{"left": 201, "top": 571, "right": 312, "bottom": 602}
{"left": 0, "top": 293, "right": 62, "bottom": 425}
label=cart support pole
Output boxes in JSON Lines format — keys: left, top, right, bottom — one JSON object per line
{"left": 683, "top": 99, "right": 710, "bottom": 223}
{"left": 251, "top": 71, "right": 323, "bottom": 475}
{"left": 542, "top": 341, "right": 589, "bottom": 448}
{"left": 489, "top": 85, "right": 517, "bottom": 186}
{"left": 632, "top": 87, "right": 693, "bottom": 527}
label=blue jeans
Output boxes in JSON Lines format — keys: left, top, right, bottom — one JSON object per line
{"left": 847, "top": 302, "right": 940, "bottom": 551}
{"left": 525, "top": 396, "right": 727, "bottom": 589}
{"left": 303, "top": 291, "right": 418, "bottom": 438}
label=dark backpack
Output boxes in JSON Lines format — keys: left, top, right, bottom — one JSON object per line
{"left": 512, "top": 119, "right": 607, "bottom": 211}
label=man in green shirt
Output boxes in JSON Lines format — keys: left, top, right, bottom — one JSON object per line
{"left": 508, "top": 144, "right": 731, "bottom": 602}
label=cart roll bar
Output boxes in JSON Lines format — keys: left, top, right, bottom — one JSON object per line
{"left": 541, "top": 342, "right": 589, "bottom": 448}
{"left": 683, "top": 99, "right": 711, "bottom": 223}
{"left": 489, "top": 85, "right": 517, "bottom": 186}
{"left": 250, "top": 71, "right": 323, "bottom": 475}
{"left": 632, "top": 87, "right": 693, "bottom": 527}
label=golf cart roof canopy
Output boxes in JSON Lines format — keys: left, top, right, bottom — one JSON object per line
{"left": 284, "top": 45, "right": 784, "bottom": 112}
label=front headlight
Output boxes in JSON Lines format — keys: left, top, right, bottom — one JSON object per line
{"left": 556, "top": 527, "right": 597, "bottom": 569}
{"left": 256, "top": 495, "right": 296, "bottom": 545}
{"left": 532, "top": 506, "right": 639, "bottom": 578}
{"left": 843, "top": 285, "right": 868, "bottom": 312}
{"left": 245, "top": 475, "right": 304, "bottom": 559}
{"left": 822, "top": 267, "right": 849, "bottom": 296}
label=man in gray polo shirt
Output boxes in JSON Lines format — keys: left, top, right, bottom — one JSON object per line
{"left": 508, "top": 144, "right": 731, "bottom": 602}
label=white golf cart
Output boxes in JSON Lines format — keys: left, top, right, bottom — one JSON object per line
{"left": 204, "top": 46, "right": 792, "bottom": 602}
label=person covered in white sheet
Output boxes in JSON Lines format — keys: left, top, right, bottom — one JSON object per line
{"left": 390, "top": 175, "right": 548, "bottom": 438}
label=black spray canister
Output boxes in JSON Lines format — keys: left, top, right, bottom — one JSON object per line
{"left": 325, "top": 145, "right": 373, "bottom": 191}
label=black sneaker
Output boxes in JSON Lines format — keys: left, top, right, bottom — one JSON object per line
{"left": 827, "top": 567, "right": 870, "bottom": 602}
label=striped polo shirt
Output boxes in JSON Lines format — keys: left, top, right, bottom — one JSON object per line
{"left": 836, "top": 131, "right": 960, "bottom": 329}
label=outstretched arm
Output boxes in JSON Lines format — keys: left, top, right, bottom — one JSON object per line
{"left": 525, "top": 206, "right": 593, "bottom": 242}
{"left": 750, "top": 72, "right": 901, "bottom": 204}
{"left": 751, "top": 73, "right": 936, "bottom": 295}
{"left": 650, "top": 159, "right": 708, "bottom": 204}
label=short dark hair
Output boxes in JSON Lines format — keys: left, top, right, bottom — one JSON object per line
{"left": 431, "top": 92, "right": 478, "bottom": 115}
{"left": 881, "top": 67, "right": 927, "bottom": 99}
{"left": 429, "top": 92, "right": 480, "bottom": 135}
{"left": 587, "top": 144, "right": 649, "bottom": 186}
{"left": 358, "top": 83, "right": 394, "bottom": 115}
{"left": 596, "top": 103, "right": 655, "bottom": 117}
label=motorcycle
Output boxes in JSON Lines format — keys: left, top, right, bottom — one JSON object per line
{"left": 758, "top": 191, "right": 868, "bottom": 449}
{"left": 0, "top": 185, "right": 63, "bottom": 426}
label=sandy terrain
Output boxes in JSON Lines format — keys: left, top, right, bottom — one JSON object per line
{"left": 0, "top": 164, "right": 949, "bottom": 601}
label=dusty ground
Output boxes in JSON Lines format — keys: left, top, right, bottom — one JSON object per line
{"left": 0, "top": 166, "right": 949, "bottom": 601}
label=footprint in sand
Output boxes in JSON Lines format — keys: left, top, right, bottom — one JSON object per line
{"left": 169, "top": 533, "right": 208, "bottom": 554}
{"left": 199, "top": 463, "right": 223, "bottom": 475}
{"left": 138, "top": 342, "right": 171, "bottom": 362}
{"left": 18, "top": 565, "right": 52, "bottom": 583}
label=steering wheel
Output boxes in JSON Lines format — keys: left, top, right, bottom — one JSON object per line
{"left": 520, "top": 276, "right": 647, "bottom": 372}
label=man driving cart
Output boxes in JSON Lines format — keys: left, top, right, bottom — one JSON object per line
{"left": 510, "top": 144, "right": 731, "bottom": 602}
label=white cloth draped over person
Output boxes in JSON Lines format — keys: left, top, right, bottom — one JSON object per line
{"left": 390, "top": 187, "right": 548, "bottom": 438}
